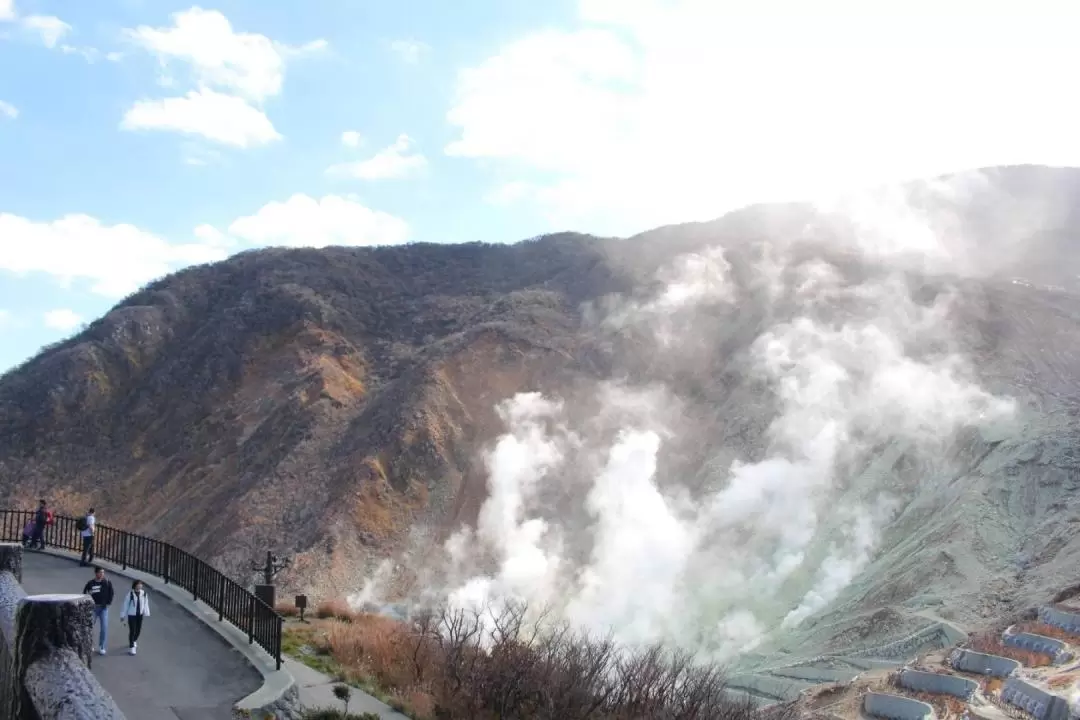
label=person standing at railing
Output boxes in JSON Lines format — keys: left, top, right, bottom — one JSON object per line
{"left": 120, "top": 579, "right": 150, "bottom": 655}
{"left": 30, "top": 499, "right": 49, "bottom": 550}
{"left": 78, "top": 507, "right": 96, "bottom": 566}
{"left": 83, "top": 566, "right": 115, "bottom": 655}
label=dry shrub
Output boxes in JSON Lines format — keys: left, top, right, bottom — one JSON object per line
{"left": 1048, "top": 674, "right": 1076, "bottom": 689}
{"left": 316, "top": 599, "right": 357, "bottom": 622}
{"left": 276, "top": 603, "right": 300, "bottom": 617}
{"left": 984, "top": 677, "right": 1003, "bottom": 694}
{"left": 1015, "top": 621, "right": 1080, "bottom": 644}
{"left": 314, "top": 600, "right": 789, "bottom": 720}
{"left": 969, "top": 633, "right": 1052, "bottom": 667}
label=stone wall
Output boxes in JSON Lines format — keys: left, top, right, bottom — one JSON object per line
{"left": 1002, "top": 630, "right": 1069, "bottom": 664}
{"left": 0, "top": 544, "right": 125, "bottom": 720}
{"left": 1039, "top": 607, "right": 1080, "bottom": 634}
{"left": 898, "top": 669, "right": 977, "bottom": 699}
{"left": 1001, "top": 678, "right": 1070, "bottom": 720}
{"left": 863, "top": 692, "right": 936, "bottom": 720}
{"left": 949, "top": 649, "right": 1020, "bottom": 677}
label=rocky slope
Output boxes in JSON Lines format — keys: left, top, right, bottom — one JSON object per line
{"left": 2, "top": 164, "right": 1080, "bottom": 681}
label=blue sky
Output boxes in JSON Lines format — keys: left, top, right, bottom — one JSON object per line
{"left": 1, "top": 0, "right": 1079, "bottom": 373}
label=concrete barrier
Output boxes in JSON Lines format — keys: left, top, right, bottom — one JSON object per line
{"left": 1002, "top": 630, "right": 1069, "bottom": 663}
{"left": 850, "top": 622, "right": 967, "bottom": 661}
{"left": 863, "top": 692, "right": 936, "bottom": 720}
{"left": 1001, "top": 678, "right": 1070, "bottom": 720}
{"left": 0, "top": 545, "right": 124, "bottom": 719}
{"left": 949, "top": 649, "right": 1020, "bottom": 677}
{"left": 898, "top": 669, "right": 977, "bottom": 699}
{"left": 1039, "top": 607, "right": 1080, "bottom": 635}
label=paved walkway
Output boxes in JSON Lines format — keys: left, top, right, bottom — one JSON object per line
{"left": 22, "top": 551, "right": 262, "bottom": 720}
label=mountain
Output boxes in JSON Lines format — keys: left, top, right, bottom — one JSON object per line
{"left": 3, "top": 164, "right": 1080, "bottom": 691}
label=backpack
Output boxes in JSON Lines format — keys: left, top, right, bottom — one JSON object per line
{"left": 76, "top": 516, "right": 87, "bottom": 531}
{"left": 45, "top": 510, "right": 54, "bottom": 526}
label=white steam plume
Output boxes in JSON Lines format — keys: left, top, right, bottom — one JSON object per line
{"left": 360, "top": 197, "right": 1017, "bottom": 663}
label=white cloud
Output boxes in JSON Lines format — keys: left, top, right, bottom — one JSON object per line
{"left": 389, "top": 39, "right": 430, "bottom": 64}
{"left": 0, "top": 101, "right": 16, "bottom": 119}
{"left": 446, "top": 0, "right": 1080, "bottom": 234}
{"left": 43, "top": 308, "right": 83, "bottom": 332}
{"left": 327, "top": 133, "right": 427, "bottom": 180}
{"left": 0, "top": 0, "right": 14, "bottom": 22}
{"left": 121, "top": 88, "right": 281, "bottom": 147}
{"left": 225, "top": 194, "right": 410, "bottom": 248}
{"left": 126, "top": 7, "right": 324, "bottom": 103}
{"left": 21, "top": 15, "right": 70, "bottom": 48}
{"left": 341, "top": 130, "right": 363, "bottom": 149}
{"left": 0, "top": 212, "right": 228, "bottom": 297}
{"left": 60, "top": 44, "right": 100, "bottom": 62}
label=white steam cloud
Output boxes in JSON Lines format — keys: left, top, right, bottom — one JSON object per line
{"left": 359, "top": 196, "right": 1017, "bottom": 663}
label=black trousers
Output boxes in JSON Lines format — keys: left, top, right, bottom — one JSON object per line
{"left": 81, "top": 535, "right": 94, "bottom": 565}
{"left": 127, "top": 615, "right": 143, "bottom": 647}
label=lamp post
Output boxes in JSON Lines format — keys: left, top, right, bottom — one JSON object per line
{"left": 250, "top": 551, "right": 290, "bottom": 609}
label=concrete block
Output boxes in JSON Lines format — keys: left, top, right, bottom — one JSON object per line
{"left": 1039, "top": 607, "right": 1080, "bottom": 635}
{"left": 949, "top": 649, "right": 1020, "bottom": 677}
{"left": 15, "top": 594, "right": 125, "bottom": 719}
{"left": 1002, "top": 630, "right": 1068, "bottom": 663}
{"left": 1001, "top": 677, "right": 1070, "bottom": 720}
{"left": 863, "top": 692, "right": 935, "bottom": 720}
{"left": 898, "top": 669, "right": 977, "bottom": 699}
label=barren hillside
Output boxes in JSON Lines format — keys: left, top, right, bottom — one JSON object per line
{"left": 2, "top": 164, "right": 1080, "bottom": 685}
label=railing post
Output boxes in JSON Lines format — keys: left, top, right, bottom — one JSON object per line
{"left": 120, "top": 532, "right": 129, "bottom": 570}
{"left": 248, "top": 595, "right": 255, "bottom": 645}
{"left": 217, "top": 576, "right": 226, "bottom": 621}
{"left": 275, "top": 616, "right": 283, "bottom": 670}
{"left": 192, "top": 559, "right": 199, "bottom": 601}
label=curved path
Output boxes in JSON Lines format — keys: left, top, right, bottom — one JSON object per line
{"left": 22, "top": 551, "right": 262, "bottom": 720}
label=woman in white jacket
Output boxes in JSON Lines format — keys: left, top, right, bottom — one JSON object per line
{"left": 120, "top": 580, "right": 150, "bottom": 655}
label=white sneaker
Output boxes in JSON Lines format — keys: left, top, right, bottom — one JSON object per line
{"left": 128, "top": 647, "right": 136, "bottom": 655}
{"left": 98, "top": 648, "right": 106, "bottom": 656}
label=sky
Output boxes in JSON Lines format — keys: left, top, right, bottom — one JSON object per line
{"left": 1, "top": 0, "right": 1079, "bottom": 373}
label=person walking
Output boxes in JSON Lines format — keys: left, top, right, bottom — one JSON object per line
{"left": 120, "top": 579, "right": 150, "bottom": 655}
{"left": 82, "top": 566, "right": 114, "bottom": 655}
{"left": 78, "top": 507, "right": 96, "bottom": 566}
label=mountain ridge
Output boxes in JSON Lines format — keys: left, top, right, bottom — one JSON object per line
{"left": 2, "top": 164, "right": 1080, "bottom": 673}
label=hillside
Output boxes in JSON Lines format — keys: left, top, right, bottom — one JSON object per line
{"left": 3, "top": 164, "right": 1080, "bottom": 685}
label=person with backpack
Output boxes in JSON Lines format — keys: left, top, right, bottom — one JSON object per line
{"left": 120, "top": 579, "right": 150, "bottom": 655}
{"left": 78, "top": 507, "right": 96, "bottom": 566}
{"left": 82, "top": 566, "right": 114, "bottom": 655}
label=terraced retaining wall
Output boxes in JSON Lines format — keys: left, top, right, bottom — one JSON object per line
{"left": 1001, "top": 678, "right": 1070, "bottom": 720}
{"left": 850, "top": 623, "right": 967, "bottom": 660}
{"left": 949, "top": 649, "right": 1020, "bottom": 677}
{"left": 863, "top": 692, "right": 935, "bottom": 720}
{"left": 0, "top": 544, "right": 124, "bottom": 719}
{"left": 1002, "top": 630, "right": 1069, "bottom": 663}
{"left": 898, "top": 669, "right": 977, "bottom": 699}
{"left": 1039, "top": 607, "right": 1080, "bottom": 634}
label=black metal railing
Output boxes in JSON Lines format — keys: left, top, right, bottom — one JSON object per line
{"left": 0, "top": 510, "right": 283, "bottom": 669}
